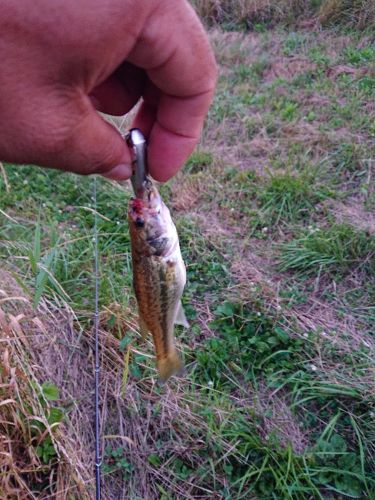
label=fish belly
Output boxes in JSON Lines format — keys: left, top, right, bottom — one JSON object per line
{"left": 133, "top": 253, "right": 185, "bottom": 382}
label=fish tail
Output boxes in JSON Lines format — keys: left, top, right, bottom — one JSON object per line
{"left": 157, "top": 352, "right": 184, "bottom": 384}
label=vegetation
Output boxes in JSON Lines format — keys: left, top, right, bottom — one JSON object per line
{"left": 1, "top": 5, "right": 374, "bottom": 499}
{"left": 191, "top": 0, "right": 375, "bottom": 28}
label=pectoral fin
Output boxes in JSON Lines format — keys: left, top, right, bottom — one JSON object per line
{"left": 174, "top": 301, "right": 189, "bottom": 329}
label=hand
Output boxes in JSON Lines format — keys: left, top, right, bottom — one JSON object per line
{"left": 0, "top": 0, "right": 217, "bottom": 181}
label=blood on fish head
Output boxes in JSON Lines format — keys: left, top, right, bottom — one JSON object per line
{"left": 128, "top": 185, "right": 175, "bottom": 255}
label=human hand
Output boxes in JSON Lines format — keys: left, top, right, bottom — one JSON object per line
{"left": 0, "top": 0, "right": 217, "bottom": 181}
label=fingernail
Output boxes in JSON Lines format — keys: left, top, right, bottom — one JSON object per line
{"left": 102, "top": 164, "right": 132, "bottom": 180}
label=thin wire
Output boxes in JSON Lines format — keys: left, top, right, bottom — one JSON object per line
{"left": 93, "top": 176, "right": 101, "bottom": 500}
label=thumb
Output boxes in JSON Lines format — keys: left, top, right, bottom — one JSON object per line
{"left": 47, "top": 104, "right": 132, "bottom": 180}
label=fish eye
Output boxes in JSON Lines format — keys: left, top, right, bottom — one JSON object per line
{"left": 135, "top": 217, "right": 144, "bottom": 228}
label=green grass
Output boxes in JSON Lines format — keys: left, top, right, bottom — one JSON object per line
{"left": 257, "top": 171, "right": 330, "bottom": 226}
{"left": 344, "top": 45, "right": 375, "bottom": 65}
{"left": 183, "top": 149, "right": 215, "bottom": 174}
{"left": 1, "top": 20, "right": 375, "bottom": 500}
{"left": 0, "top": 166, "right": 133, "bottom": 310}
{"left": 191, "top": 0, "right": 375, "bottom": 29}
{"left": 186, "top": 302, "right": 375, "bottom": 498}
{"left": 279, "top": 224, "right": 375, "bottom": 276}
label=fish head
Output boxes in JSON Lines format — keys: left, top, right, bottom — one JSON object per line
{"left": 128, "top": 185, "right": 176, "bottom": 256}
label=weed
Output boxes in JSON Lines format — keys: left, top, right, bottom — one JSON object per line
{"left": 279, "top": 224, "right": 375, "bottom": 275}
{"left": 271, "top": 97, "right": 300, "bottom": 121}
{"left": 1, "top": 18, "right": 375, "bottom": 499}
{"left": 177, "top": 215, "right": 231, "bottom": 296}
{"left": 184, "top": 150, "right": 214, "bottom": 174}
{"left": 193, "top": 301, "right": 307, "bottom": 388}
{"left": 257, "top": 171, "right": 328, "bottom": 225}
{"left": 234, "top": 58, "right": 268, "bottom": 84}
{"left": 103, "top": 446, "right": 133, "bottom": 479}
{"left": 344, "top": 45, "right": 375, "bottom": 65}
{"left": 190, "top": 301, "right": 375, "bottom": 497}
{"left": 283, "top": 31, "right": 308, "bottom": 56}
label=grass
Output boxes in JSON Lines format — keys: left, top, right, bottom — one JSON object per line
{"left": 279, "top": 224, "right": 375, "bottom": 276}
{"left": 257, "top": 171, "right": 330, "bottom": 226}
{"left": 191, "top": 0, "right": 375, "bottom": 28}
{"left": 1, "top": 10, "right": 375, "bottom": 500}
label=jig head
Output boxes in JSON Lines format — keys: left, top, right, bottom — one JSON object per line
{"left": 126, "top": 128, "right": 150, "bottom": 199}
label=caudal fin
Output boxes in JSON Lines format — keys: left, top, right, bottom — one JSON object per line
{"left": 157, "top": 352, "right": 184, "bottom": 384}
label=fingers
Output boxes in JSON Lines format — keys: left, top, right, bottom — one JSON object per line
{"left": 133, "top": 90, "right": 211, "bottom": 181}
{"left": 0, "top": 85, "right": 133, "bottom": 180}
{"left": 6, "top": 95, "right": 133, "bottom": 180}
{"left": 0, "top": 0, "right": 216, "bottom": 182}
{"left": 52, "top": 104, "right": 132, "bottom": 179}
{"left": 90, "top": 62, "right": 146, "bottom": 116}
{"left": 128, "top": 0, "right": 217, "bottom": 180}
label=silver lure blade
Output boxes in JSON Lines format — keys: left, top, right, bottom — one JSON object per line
{"left": 126, "top": 128, "right": 148, "bottom": 199}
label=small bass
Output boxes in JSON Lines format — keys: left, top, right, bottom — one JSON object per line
{"left": 127, "top": 130, "right": 188, "bottom": 383}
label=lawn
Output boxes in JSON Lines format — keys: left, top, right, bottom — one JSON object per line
{"left": 0, "top": 5, "right": 374, "bottom": 499}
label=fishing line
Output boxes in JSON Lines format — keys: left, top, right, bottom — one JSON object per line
{"left": 93, "top": 175, "right": 101, "bottom": 500}
{"left": 91, "top": 130, "right": 142, "bottom": 498}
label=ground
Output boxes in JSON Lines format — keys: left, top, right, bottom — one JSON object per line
{"left": 0, "top": 19, "right": 374, "bottom": 500}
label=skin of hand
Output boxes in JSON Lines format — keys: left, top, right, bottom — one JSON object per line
{"left": 0, "top": 0, "right": 217, "bottom": 181}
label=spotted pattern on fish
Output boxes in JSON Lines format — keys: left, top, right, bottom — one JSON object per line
{"left": 128, "top": 186, "right": 186, "bottom": 382}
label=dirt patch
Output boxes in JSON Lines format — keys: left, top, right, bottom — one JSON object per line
{"left": 326, "top": 64, "right": 367, "bottom": 79}
{"left": 0, "top": 268, "right": 28, "bottom": 297}
{"left": 291, "top": 294, "right": 375, "bottom": 353}
{"left": 281, "top": 121, "right": 328, "bottom": 149}
{"left": 315, "top": 32, "right": 353, "bottom": 59}
{"left": 264, "top": 56, "right": 317, "bottom": 82}
{"left": 281, "top": 122, "right": 363, "bottom": 154}
{"left": 330, "top": 198, "right": 375, "bottom": 235}
{"left": 302, "top": 92, "right": 332, "bottom": 107}
{"left": 231, "top": 243, "right": 276, "bottom": 285}
{"left": 256, "top": 386, "right": 308, "bottom": 454}
{"left": 171, "top": 174, "right": 206, "bottom": 212}
{"left": 248, "top": 133, "right": 278, "bottom": 157}
{"left": 212, "top": 143, "right": 270, "bottom": 174}
{"left": 210, "top": 29, "right": 262, "bottom": 68}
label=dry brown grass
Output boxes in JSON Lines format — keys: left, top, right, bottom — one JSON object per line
{"left": 328, "top": 198, "right": 375, "bottom": 235}
{"left": 255, "top": 385, "right": 308, "bottom": 454}
{"left": 191, "top": 0, "right": 375, "bottom": 27}
{"left": 1, "top": 267, "right": 270, "bottom": 498}
{"left": 191, "top": 0, "right": 312, "bottom": 26}
{"left": 0, "top": 270, "right": 88, "bottom": 498}
{"left": 2, "top": 16, "right": 374, "bottom": 496}
{"left": 319, "top": 0, "right": 375, "bottom": 27}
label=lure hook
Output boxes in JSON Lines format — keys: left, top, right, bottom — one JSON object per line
{"left": 126, "top": 128, "right": 149, "bottom": 199}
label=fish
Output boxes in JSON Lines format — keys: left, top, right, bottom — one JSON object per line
{"left": 128, "top": 180, "right": 189, "bottom": 383}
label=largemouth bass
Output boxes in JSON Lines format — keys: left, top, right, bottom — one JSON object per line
{"left": 128, "top": 181, "right": 188, "bottom": 383}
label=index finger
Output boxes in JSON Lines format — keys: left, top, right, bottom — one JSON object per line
{"left": 128, "top": 0, "right": 217, "bottom": 180}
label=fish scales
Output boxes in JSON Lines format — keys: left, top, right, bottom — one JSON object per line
{"left": 128, "top": 183, "right": 187, "bottom": 382}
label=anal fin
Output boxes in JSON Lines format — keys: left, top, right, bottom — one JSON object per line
{"left": 174, "top": 301, "right": 189, "bottom": 329}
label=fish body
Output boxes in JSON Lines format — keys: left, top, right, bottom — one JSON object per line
{"left": 128, "top": 182, "right": 187, "bottom": 382}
